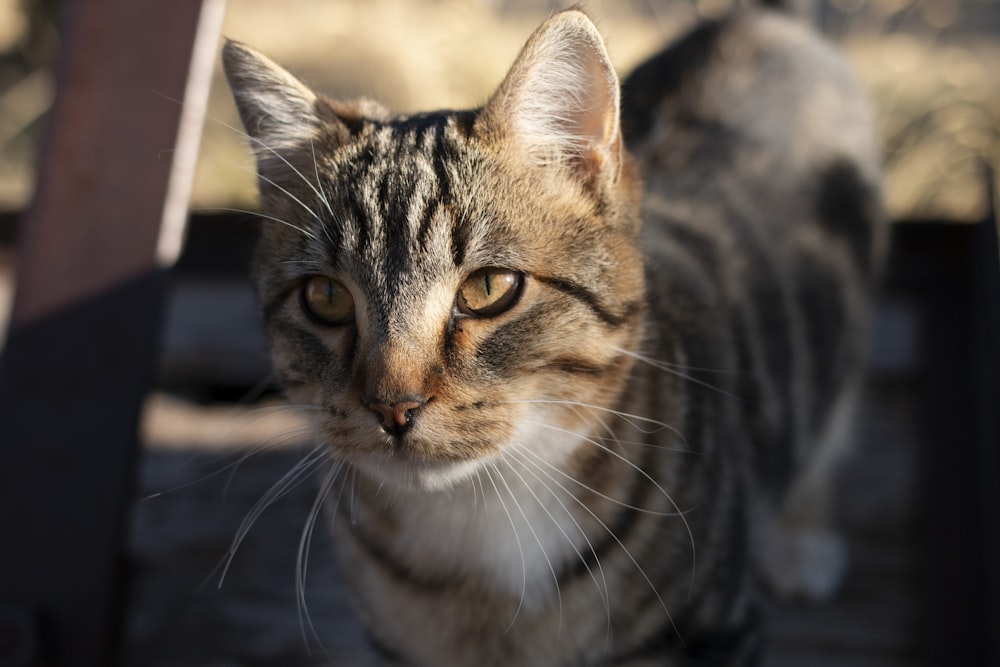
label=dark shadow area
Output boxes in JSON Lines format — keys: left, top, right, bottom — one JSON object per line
{"left": 0, "top": 270, "right": 168, "bottom": 666}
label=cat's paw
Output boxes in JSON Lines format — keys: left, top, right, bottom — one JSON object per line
{"left": 758, "top": 525, "right": 848, "bottom": 603}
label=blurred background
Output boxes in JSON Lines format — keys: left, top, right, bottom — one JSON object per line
{"left": 0, "top": 0, "right": 997, "bottom": 665}
{"left": 1, "top": 0, "right": 998, "bottom": 341}
{"left": 1, "top": 0, "right": 998, "bottom": 223}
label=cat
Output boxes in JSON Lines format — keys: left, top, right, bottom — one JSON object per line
{"left": 221, "top": 6, "right": 884, "bottom": 665}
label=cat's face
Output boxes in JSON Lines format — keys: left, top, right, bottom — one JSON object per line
{"left": 223, "top": 14, "right": 645, "bottom": 491}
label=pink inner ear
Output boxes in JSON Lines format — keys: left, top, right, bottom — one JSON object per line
{"left": 571, "top": 56, "right": 622, "bottom": 183}
{"left": 576, "top": 57, "right": 617, "bottom": 143}
{"left": 476, "top": 11, "right": 622, "bottom": 188}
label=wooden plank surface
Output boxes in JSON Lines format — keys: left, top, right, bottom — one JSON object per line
{"left": 119, "top": 374, "right": 922, "bottom": 666}
{"left": 0, "top": 1, "right": 223, "bottom": 664}
{"left": 117, "top": 218, "right": 1000, "bottom": 665}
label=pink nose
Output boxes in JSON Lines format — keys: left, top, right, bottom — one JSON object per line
{"left": 366, "top": 398, "right": 426, "bottom": 438}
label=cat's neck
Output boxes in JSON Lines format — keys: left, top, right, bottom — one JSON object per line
{"left": 336, "top": 421, "right": 624, "bottom": 607}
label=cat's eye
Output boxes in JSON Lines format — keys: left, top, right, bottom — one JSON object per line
{"left": 457, "top": 268, "right": 523, "bottom": 318}
{"left": 301, "top": 276, "right": 354, "bottom": 325}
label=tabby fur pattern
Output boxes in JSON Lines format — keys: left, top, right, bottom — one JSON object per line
{"left": 222, "top": 8, "right": 884, "bottom": 666}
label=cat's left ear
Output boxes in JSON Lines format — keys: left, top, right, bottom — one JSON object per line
{"left": 477, "top": 10, "right": 622, "bottom": 189}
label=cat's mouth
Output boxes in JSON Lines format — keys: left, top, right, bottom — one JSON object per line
{"left": 350, "top": 450, "right": 492, "bottom": 492}
{"left": 315, "top": 397, "right": 513, "bottom": 490}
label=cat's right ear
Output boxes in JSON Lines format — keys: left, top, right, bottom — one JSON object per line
{"left": 221, "top": 40, "right": 323, "bottom": 154}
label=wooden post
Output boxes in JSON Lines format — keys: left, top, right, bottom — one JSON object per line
{"left": 0, "top": 0, "right": 225, "bottom": 664}
{"left": 909, "top": 169, "right": 1000, "bottom": 667}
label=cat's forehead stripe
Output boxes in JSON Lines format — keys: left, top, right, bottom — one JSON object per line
{"left": 330, "top": 113, "right": 474, "bottom": 279}
{"left": 311, "top": 113, "right": 475, "bottom": 317}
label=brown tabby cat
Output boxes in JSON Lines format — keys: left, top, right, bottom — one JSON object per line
{"left": 222, "top": 7, "right": 884, "bottom": 665}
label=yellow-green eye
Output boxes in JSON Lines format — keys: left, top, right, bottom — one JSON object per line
{"left": 301, "top": 276, "right": 354, "bottom": 325}
{"left": 457, "top": 268, "right": 523, "bottom": 318}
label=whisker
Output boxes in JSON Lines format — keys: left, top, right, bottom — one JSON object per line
{"left": 576, "top": 409, "right": 694, "bottom": 455}
{"left": 150, "top": 94, "right": 336, "bottom": 243}
{"left": 614, "top": 346, "right": 740, "bottom": 375}
{"left": 195, "top": 206, "right": 318, "bottom": 241}
{"left": 503, "top": 449, "right": 613, "bottom": 652}
{"left": 349, "top": 466, "right": 361, "bottom": 526}
{"left": 528, "top": 420, "right": 698, "bottom": 589}
{"left": 165, "top": 96, "right": 337, "bottom": 224}
{"left": 589, "top": 437, "right": 696, "bottom": 454}
{"left": 504, "top": 398, "right": 689, "bottom": 444}
{"left": 308, "top": 136, "right": 338, "bottom": 223}
{"left": 217, "top": 444, "right": 330, "bottom": 587}
{"left": 219, "top": 425, "right": 318, "bottom": 498}
{"left": 307, "top": 135, "right": 348, "bottom": 255}
{"left": 513, "top": 447, "right": 683, "bottom": 646}
{"left": 474, "top": 468, "right": 490, "bottom": 520}
{"left": 615, "top": 346, "right": 746, "bottom": 403}
{"left": 248, "top": 165, "right": 325, "bottom": 226}
{"left": 483, "top": 463, "right": 528, "bottom": 633}
{"left": 296, "top": 460, "right": 343, "bottom": 659}
{"left": 493, "top": 459, "right": 564, "bottom": 640}
{"left": 518, "top": 420, "right": 695, "bottom": 521}
{"left": 140, "top": 407, "right": 320, "bottom": 504}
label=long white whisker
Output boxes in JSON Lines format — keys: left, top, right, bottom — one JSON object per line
{"left": 325, "top": 461, "right": 352, "bottom": 527}
{"left": 587, "top": 436, "right": 695, "bottom": 454}
{"left": 296, "top": 460, "right": 342, "bottom": 659}
{"left": 475, "top": 469, "right": 490, "bottom": 519}
{"left": 529, "top": 420, "right": 697, "bottom": 589}
{"left": 153, "top": 92, "right": 335, "bottom": 242}
{"left": 245, "top": 165, "right": 325, "bottom": 226}
{"left": 504, "top": 449, "right": 613, "bottom": 652}
{"left": 219, "top": 425, "right": 321, "bottom": 498}
{"left": 309, "top": 137, "right": 341, "bottom": 251}
{"left": 615, "top": 346, "right": 745, "bottom": 402}
{"left": 142, "top": 413, "right": 319, "bottom": 504}
{"left": 493, "top": 458, "right": 564, "bottom": 641}
{"left": 513, "top": 447, "right": 683, "bottom": 646}
{"left": 217, "top": 444, "right": 329, "bottom": 586}
{"left": 504, "top": 398, "right": 689, "bottom": 444}
{"left": 308, "top": 136, "right": 337, "bottom": 221}
{"left": 168, "top": 95, "right": 336, "bottom": 222}
{"left": 614, "top": 346, "right": 740, "bottom": 374}
{"left": 349, "top": 466, "right": 361, "bottom": 526}
{"left": 196, "top": 206, "right": 318, "bottom": 241}
{"left": 569, "top": 404, "right": 693, "bottom": 455}
{"left": 518, "top": 421, "right": 693, "bottom": 519}
{"left": 483, "top": 464, "right": 528, "bottom": 633}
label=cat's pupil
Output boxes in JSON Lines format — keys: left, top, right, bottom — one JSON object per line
{"left": 458, "top": 268, "right": 522, "bottom": 317}
{"left": 302, "top": 276, "right": 354, "bottom": 326}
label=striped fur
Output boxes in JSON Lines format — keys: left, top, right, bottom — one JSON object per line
{"left": 223, "top": 8, "right": 884, "bottom": 666}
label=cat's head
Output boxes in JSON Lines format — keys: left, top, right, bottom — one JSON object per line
{"left": 222, "top": 10, "right": 645, "bottom": 491}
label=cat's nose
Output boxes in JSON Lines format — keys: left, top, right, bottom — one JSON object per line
{"left": 365, "top": 397, "right": 427, "bottom": 438}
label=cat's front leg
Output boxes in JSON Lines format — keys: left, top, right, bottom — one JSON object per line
{"left": 755, "top": 383, "right": 860, "bottom": 602}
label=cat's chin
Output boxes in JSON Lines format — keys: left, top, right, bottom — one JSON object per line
{"left": 351, "top": 455, "right": 490, "bottom": 493}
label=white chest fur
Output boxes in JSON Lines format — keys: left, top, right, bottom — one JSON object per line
{"left": 357, "top": 422, "right": 594, "bottom": 611}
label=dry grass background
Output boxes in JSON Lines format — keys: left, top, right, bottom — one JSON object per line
{"left": 0, "top": 0, "right": 998, "bottom": 223}
{"left": 196, "top": 0, "right": 693, "bottom": 211}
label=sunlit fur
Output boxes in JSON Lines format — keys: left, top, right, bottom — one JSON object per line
{"left": 222, "top": 8, "right": 884, "bottom": 666}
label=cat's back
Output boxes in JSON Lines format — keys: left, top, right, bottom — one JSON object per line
{"left": 621, "top": 9, "right": 886, "bottom": 503}
{"left": 623, "top": 8, "right": 885, "bottom": 314}
{"left": 623, "top": 10, "right": 882, "bottom": 257}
